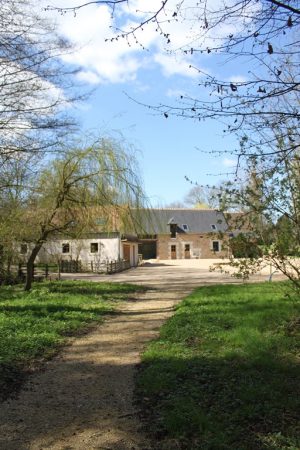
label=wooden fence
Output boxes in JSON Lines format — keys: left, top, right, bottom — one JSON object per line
{"left": 60, "top": 260, "right": 82, "bottom": 273}
{"left": 17, "top": 264, "right": 50, "bottom": 281}
{"left": 106, "top": 259, "right": 131, "bottom": 274}
{"left": 60, "top": 259, "right": 131, "bottom": 274}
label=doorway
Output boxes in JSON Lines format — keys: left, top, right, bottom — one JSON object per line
{"left": 123, "top": 244, "right": 131, "bottom": 262}
{"left": 184, "top": 244, "right": 191, "bottom": 259}
{"left": 171, "top": 244, "right": 177, "bottom": 259}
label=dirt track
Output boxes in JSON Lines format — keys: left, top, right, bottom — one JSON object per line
{"left": 0, "top": 261, "right": 284, "bottom": 449}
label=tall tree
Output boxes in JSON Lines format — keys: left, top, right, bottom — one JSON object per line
{"left": 0, "top": 137, "right": 145, "bottom": 290}
{"left": 218, "top": 133, "right": 300, "bottom": 291}
{"left": 0, "top": 0, "right": 81, "bottom": 279}
{"left": 0, "top": 0, "right": 77, "bottom": 166}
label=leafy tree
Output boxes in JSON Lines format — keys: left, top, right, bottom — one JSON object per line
{"left": 217, "top": 134, "right": 300, "bottom": 291}
{"left": 0, "top": 137, "right": 145, "bottom": 290}
{"left": 184, "top": 184, "right": 223, "bottom": 209}
{"left": 0, "top": 153, "right": 36, "bottom": 281}
{"left": 163, "top": 184, "right": 226, "bottom": 209}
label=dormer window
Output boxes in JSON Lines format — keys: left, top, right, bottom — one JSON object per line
{"left": 211, "top": 224, "right": 217, "bottom": 231}
{"left": 170, "top": 224, "right": 177, "bottom": 238}
{"left": 182, "top": 224, "right": 189, "bottom": 231}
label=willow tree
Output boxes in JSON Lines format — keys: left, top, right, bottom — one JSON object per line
{"left": 15, "top": 136, "right": 145, "bottom": 290}
{"left": 0, "top": 0, "right": 80, "bottom": 276}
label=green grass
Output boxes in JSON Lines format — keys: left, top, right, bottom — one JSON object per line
{"left": 137, "top": 282, "right": 300, "bottom": 450}
{"left": 0, "top": 280, "right": 142, "bottom": 400}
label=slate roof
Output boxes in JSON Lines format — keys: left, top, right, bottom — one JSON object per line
{"left": 138, "top": 209, "right": 228, "bottom": 234}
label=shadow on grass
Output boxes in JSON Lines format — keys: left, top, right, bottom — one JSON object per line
{"left": 0, "top": 280, "right": 145, "bottom": 302}
{"left": 0, "top": 280, "right": 146, "bottom": 403}
{"left": 136, "top": 282, "right": 300, "bottom": 449}
{"left": 137, "top": 353, "right": 300, "bottom": 450}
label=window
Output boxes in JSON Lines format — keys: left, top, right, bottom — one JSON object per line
{"left": 211, "top": 224, "right": 217, "bottom": 231}
{"left": 170, "top": 224, "right": 177, "bottom": 238}
{"left": 182, "top": 224, "right": 189, "bottom": 231}
{"left": 185, "top": 244, "right": 190, "bottom": 251}
{"left": 90, "top": 242, "right": 99, "bottom": 253}
{"left": 62, "top": 243, "right": 70, "bottom": 254}
{"left": 20, "top": 243, "right": 27, "bottom": 254}
{"left": 212, "top": 241, "right": 220, "bottom": 252}
{"left": 95, "top": 218, "right": 106, "bottom": 226}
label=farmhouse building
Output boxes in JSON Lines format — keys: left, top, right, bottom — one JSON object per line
{"left": 137, "top": 208, "right": 230, "bottom": 260}
{"left": 16, "top": 208, "right": 232, "bottom": 271}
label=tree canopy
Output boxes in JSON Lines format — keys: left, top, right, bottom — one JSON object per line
{"left": 0, "top": 136, "right": 145, "bottom": 290}
{"left": 0, "top": 0, "right": 78, "bottom": 167}
{"left": 48, "top": 0, "right": 300, "bottom": 164}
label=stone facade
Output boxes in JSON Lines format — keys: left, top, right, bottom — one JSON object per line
{"left": 157, "top": 233, "right": 230, "bottom": 260}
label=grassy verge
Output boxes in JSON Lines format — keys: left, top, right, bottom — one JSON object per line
{"left": 137, "top": 282, "right": 300, "bottom": 450}
{"left": 0, "top": 280, "right": 142, "bottom": 401}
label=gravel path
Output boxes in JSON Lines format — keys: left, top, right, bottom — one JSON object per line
{"left": 0, "top": 262, "right": 284, "bottom": 450}
{"left": 0, "top": 269, "right": 195, "bottom": 449}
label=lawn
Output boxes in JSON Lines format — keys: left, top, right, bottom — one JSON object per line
{"left": 137, "top": 282, "right": 300, "bottom": 450}
{"left": 0, "top": 280, "right": 142, "bottom": 401}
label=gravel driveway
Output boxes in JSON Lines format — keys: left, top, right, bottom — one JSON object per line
{"left": 61, "top": 258, "right": 281, "bottom": 288}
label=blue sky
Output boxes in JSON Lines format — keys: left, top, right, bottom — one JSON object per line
{"left": 42, "top": 0, "right": 242, "bottom": 205}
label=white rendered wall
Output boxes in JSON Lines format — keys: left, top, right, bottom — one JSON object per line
{"left": 36, "top": 237, "right": 120, "bottom": 266}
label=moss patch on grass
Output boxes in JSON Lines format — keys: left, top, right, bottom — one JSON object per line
{"left": 137, "top": 282, "right": 300, "bottom": 450}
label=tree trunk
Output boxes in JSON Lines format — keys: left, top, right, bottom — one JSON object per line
{"left": 24, "top": 243, "right": 43, "bottom": 291}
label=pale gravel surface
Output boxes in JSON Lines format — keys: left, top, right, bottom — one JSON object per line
{"left": 0, "top": 261, "right": 285, "bottom": 450}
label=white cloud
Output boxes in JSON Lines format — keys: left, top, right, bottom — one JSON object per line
{"left": 228, "top": 75, "right": 248, "bottom": 83}
{"left": 40, "top": 0, "right": 255, "bottom": 85}
{"left": 223, "top": 158, "right": 236, "bottom": 168}
{"left": 77, "top": 70, "right": 101, "bottom": 85}
{"left": 39, "top": 0, "right": 206, "bottom": 84}
{"left": 154, "top": 53, "right": 197, "bottom": 78}
{"left": 166, "top": 88, "right": 187, "bottom": 98}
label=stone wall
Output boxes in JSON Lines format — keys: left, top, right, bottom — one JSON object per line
{"left": 157, "top": 233, "right": 230, "bottom": 259}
